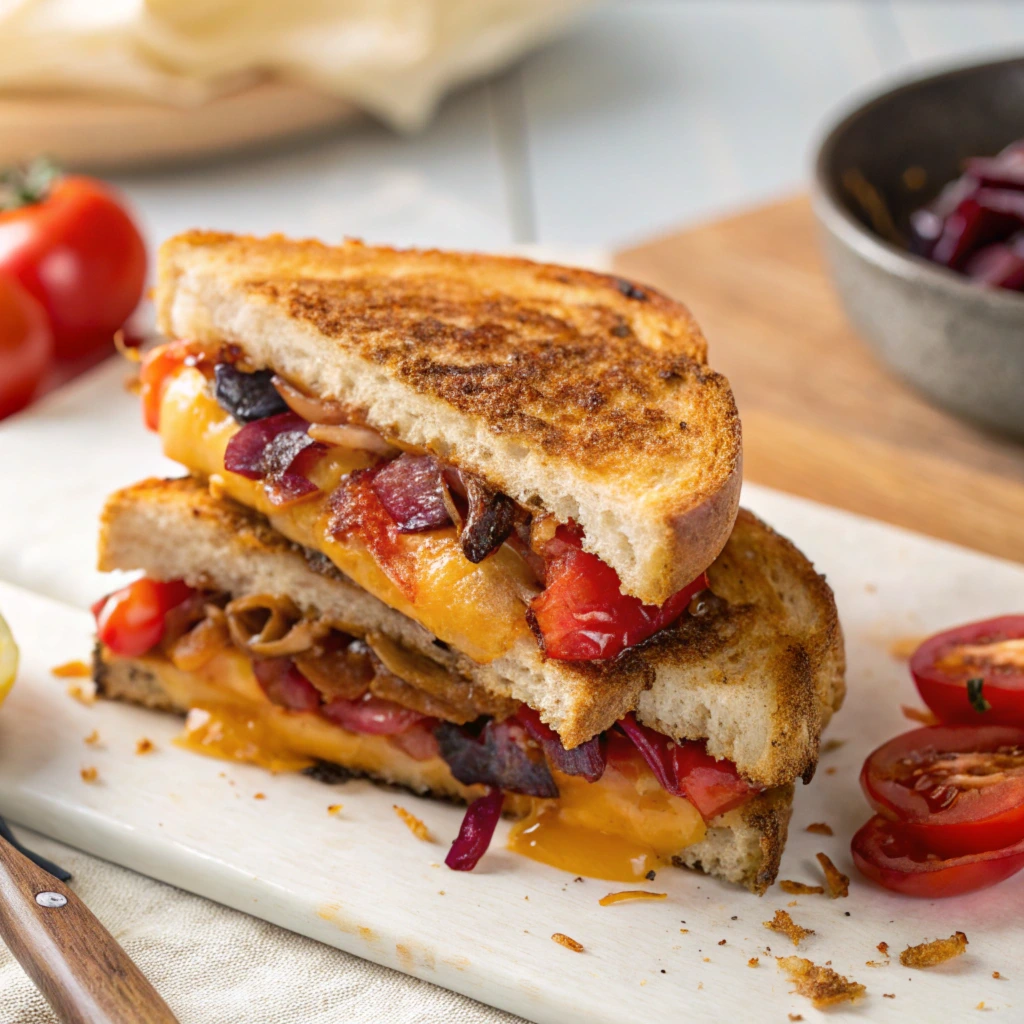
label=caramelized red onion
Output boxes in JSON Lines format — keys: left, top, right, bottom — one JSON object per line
{"left": 515, "top": 706, "right": 605, "bottom": 783}
{"left": 370, "top": 454, "right": 451, "bottom": 533}
{"left": 307, "top": 422, "right": 399, "bottom": 458}
{"left": 223, "top": 412, "right": 327, "bottom": 506}
{"left": 214, "top": 365, "right": 289, "bottom": 424}
{"left": 321, "top": 693, "right": 427, "bottom": 735}
{"left": 273, "top": 375, "right": 352, "bottom": 425}
{"left": 434, "top": 720, "right": 558, "bottom": 798}
{"left": 460, "top": 476, "right": 517, "bottom": 564}
{"left": 445, "top": 787, "right": 505, "bottom": 871}
{"left": 252, "top": 658, "right": 322, "bottom": 712}
{"left": 618, "top": 713, "right": 678, "bottom": 793}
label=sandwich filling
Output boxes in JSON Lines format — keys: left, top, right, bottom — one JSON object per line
{"left": 141, "top": 343, "right": 709, "bottom": 666}
{"left": 93, "top": 576, "right": 758, "bottom": 879}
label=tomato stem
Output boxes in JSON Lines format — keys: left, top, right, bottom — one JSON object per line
{"left": 0, "top": 157, "right": 61, "bottom": 211}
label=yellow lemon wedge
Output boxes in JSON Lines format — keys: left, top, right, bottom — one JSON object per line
{"left": 0, "top": 611, "right": 18, "bottom": 708}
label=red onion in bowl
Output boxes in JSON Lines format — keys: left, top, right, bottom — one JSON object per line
{"left": 445, "top": 787, "right": 504, "bottom": 871}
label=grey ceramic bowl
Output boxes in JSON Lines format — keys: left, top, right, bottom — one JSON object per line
{"left": 812, "top": 55, "right": 1024, "bottom": 438}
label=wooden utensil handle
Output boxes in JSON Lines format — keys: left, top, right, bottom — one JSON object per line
{"left": 0, "top": 835, "right": 179, "bottom": 1024}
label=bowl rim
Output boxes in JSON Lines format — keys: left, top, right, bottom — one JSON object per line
{"left": 812, "top": 50, "right": 1024, "bottom": 312}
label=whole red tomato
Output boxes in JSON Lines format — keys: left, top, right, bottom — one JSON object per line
{"left": 0, "top": 273, "right": 54, "bottom": 419}
{"left": 0, "top": 165, "right": 146, "bottom": 360}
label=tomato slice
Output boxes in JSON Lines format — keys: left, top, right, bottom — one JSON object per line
{"left": 139, "top": 340, "right": 197, "bottom": 431}
{"left": 911, "top": 615, "right": 1024, "bottom": 728}
{"left": 530, "top": 525, "right": 707, "bottom": 661}
{"left": 852, "top": 814, "right": 1024, "bottom": 898}
{"left": 93, "top": 578, "right": 195, "bottom": 658}
{"left": 860, "top": 724, "right": 1024, "bottom": 857}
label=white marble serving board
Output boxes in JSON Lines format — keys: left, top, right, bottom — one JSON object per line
{"left": 0, "top": 356, "right": 1022, "bottom": 1022}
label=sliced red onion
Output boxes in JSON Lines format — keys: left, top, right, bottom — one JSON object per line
{"left": 252, "top": 658, "right": 322, "bottom": 712}
{"left": 617, "top": 713, "right": 681, "bottom": 796}
{"left": 370, "top": 454, "right": 452, "bottom": 533}
{"left": 224, "top": 412, "right": 311, "bottom": 479}
{"left": 445, "top": 787, "right": 504, "bottom": 871}
{"left": 435, "top": 720, "right": 558, "bottom": 798}
{"left": 307, "top": 422, "right": 399, "bottom": 457}
{"left": 321, "top": 692, "right": 426, "bottom": 735}
{"left": 515, "top": 706, "right": 605, "bottom": 783}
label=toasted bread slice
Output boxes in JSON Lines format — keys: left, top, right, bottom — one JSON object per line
{"left": 156, "top": 232, "right": 741, "bottom": 605}
{"left": 98, "top": 477, "right": 843, "bottom": 787}
{"left": 94, "top": 648, "right": 793, "bottom": 894}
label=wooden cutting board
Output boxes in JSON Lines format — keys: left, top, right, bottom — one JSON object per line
{"left": 614, "top": 196, "right": 1024, "bottom": 567}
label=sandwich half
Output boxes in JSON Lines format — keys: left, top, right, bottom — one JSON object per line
{"left": 93, "top": 477, "right": 844, "bottom": 892}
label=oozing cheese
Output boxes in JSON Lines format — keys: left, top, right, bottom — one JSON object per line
{"left": 106, "top": 648, "right": 706, "bottom": 881}
{"left": 159, "top": 368, "right": 534, "bottom": 664}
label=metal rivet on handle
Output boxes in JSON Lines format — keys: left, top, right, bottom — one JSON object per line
{"left": 36, "top": 891, "right": 67, "bottom": 908}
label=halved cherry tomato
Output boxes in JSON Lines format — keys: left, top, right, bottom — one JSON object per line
{"left": 912, "top": 616, "right": 1024, "bottom": 728}
{"left": 852, "top": 814, "right": 1024, "bottom": 898}
{"left": 0, "top": 169, "right": 146, "bottom": 360}
{"left": 139, "top": 340, "right": 194, "bottom": 431}
{"left": 530, "top": 525, "right": 707, "bottom": 661}
{"left": 0, "top": 274, "right": 53, "bottom": 419}
{"left": 860, "top": 724, "right": 1024, "bottom": 857}
{"left": 93, "top": 578, "right": 195, "bottom": 658}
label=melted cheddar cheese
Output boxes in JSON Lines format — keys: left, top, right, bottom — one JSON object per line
{"left": 159, "top": 368, "right": 534, "bottom": 663}
{"left": 106, "top": 647, "right": 706, "bottom": 881}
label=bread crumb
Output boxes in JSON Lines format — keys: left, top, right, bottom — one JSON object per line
{"left": 83, "top": 730, "right": 100, "bottom": 746}
{"left": 393, "top": 805, "right": 432, "bottom": 842}
{"left": 788, "top": 1015, "right": 803, "bottom": 1022}
{"left": 883, "top": 993, "right": 895, "bottom": 998}
{"left": 679, "top": 928, "right": 688, "bottom": 934}
{"left": 776, "top": 956, "right": 866, "bottom": 1009}
{"left": 748, "top": 957, "right": 759, "bottom": 967}
{"left": 993, "top": 971, "right": 1003, "bottom": 979}
{"left": 327, "top": 804, "right": 342, "bottom": 815}
{"left": 901, "top": 704, "right": 938, "bottom": 726}
{"left": 899, "top": 932, "right": 968, "bottom": 968}
{"left": 135, "top": 737, "right": 154, "bottom": 755}
{"left": 80, "top": 766, "right": 98, "bottom": 783}
{"left": 702, "top": 957, "right": 710, "bottom": 963}
{"left": 824, "top": 767, "right": 837, "bottom": 775}
{"left": 67, "top": 682, "right": 97, "bottom": 705}
{"left": 764, "top": 910, "right": 814, "bottom": 947}
{"left": 253, "top": 792, "right": 266, "bottom": 800}
{"left": 551, "top": 933, "right": 584, "bottom": 953}
{"left": 821, "top": 738, "right": 845, "bottom": 754}
{"left": 718, "top": 939, "right": 726, "bottom": 946}
{"left": 816, "top": 852, "right": 849, "bottom": 898}
{"left": 787, "top": 901, "right": 798, "bottom": 907}
{"left": 780, "top": 880, "right": 824, "bottom": 895}
{"left": 598, "top": 890, "right": 667, "bottom": 906}
{"left": 52, "top": 659, "right": 90, "bottom": 678}
{"left": 877, "top": 941, "right": 889, "bottom": 956}
{"left": 805, "top": 822, "right": 833, "bottom": 836}
{"left": 865, "top": 960, "right": 884, "bottom": 967}
{"left": 977, "top": 1002, "right": 987, "bottom": 1011}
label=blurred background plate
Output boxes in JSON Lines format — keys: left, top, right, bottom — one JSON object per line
{"left": 0, "top": 80, "right": 358, "bottom": 171}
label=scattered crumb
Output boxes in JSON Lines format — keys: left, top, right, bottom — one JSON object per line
{"left": 679, "top": 928, "right": 688, "bottom": 934}
{"left": 877, "top": 941, "right": 889, "bottom": 956}
{"left": 899, "top": 932, "right": 968, "bottom": 969}
{"left": 748, "top": 957, "right": 759, "bottom": 967}
{"left": 780, "top": 880, "right": 824, "bottom": 896}
{"left": 764, "top": 910, "right": 814, "bottom": 947}
{"left": 135, "top": 737, "right": 154, "bottom": 755}
{"left": 718, "top": 939, "right": 726, "bottom": 946}
{"left": 883, "top": 993, "right": 895, "bottom": 999}
{"left": 327, "top": 804, "right": 342, "bottom": 816}
{"left": 645, "top": 869, "right": 656, "bottom": 880}
{"left": 865, "top": 582, "right": 877, "bottom": 593}
{"left": 253, "top": 792, "right": 266, "bottom": 800}
{"left": 776, "top": 956, "right": 866, "bottom": 1009}
{"left": 393, "top": 805, "right": 432, "bottom": 842}
{"left": 52, "top": 659, "right": 90, "bottom": 678}
{"left": 83, "top": 730, "right": 100, "bottom": 746}
{"left": 551, "top": 933, "right": 584, "bottom": 953}
{"left": 438, "top": 890, "right": 445, "bottom": 896}
{"left": 821, "top": 738, "right": 845, "bottom": 754}
{"left": 993, "top": 971, "right": 1003, "bottom": 979}
{"left": 787, "top": 900, "right": 798, "bottom": 907}
{"left": 80, "top": 766, "right": 98, "bottom": 783}
{"left": 901, "top": 704, "right": 938, "bottom": 726}
{"left": 805, "top": 822, "right": 833, "bottom": 836}
{"left": 788, "top": 1015, "right": 803, "bottom": 1022}
{"left": 816, "top": 853, "right": 850, "bottom": 898}
{"left": 824, "top": 767, "right": 837, "bottom": 775}
{"left": 702, "top": 957, "right": 710, "bottom": 963}
{"left": 865, "top": 960, "right": 884, "bottom": 967}
{"left": 67, "top": 682, "right": 97, "bottom": 705}
{"left": 598, "top": 891, "right": 667, "bottom": 906}
{"left": 977, "top": 1002, "right": 987, "bottom": 1011}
